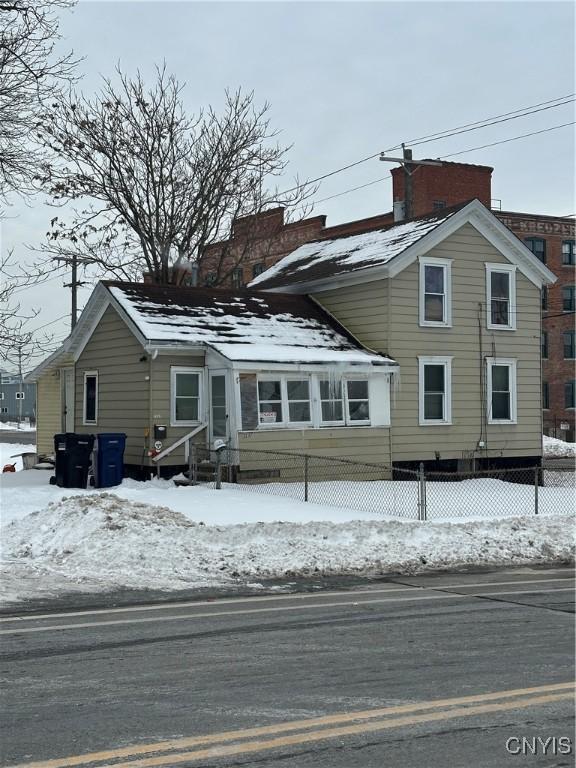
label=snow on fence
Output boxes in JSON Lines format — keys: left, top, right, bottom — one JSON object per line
{"left": 191, "top": 447, "right": 575, "bottom": 521}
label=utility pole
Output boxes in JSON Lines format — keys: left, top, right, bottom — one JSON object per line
{"left": 379, "top": 146, "right": 443, "bottom": 221}
{"left": 56, "top": 253, "right": 90, "bottom": 329}
{"left": 16, "top": 343, "right": 23, "bottom": 429}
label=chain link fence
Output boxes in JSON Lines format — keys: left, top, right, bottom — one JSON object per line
{"left": 185, "top": 445, "right": 574, "bottom": 521}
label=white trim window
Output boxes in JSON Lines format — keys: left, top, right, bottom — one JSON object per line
{"left": 83, "top": 371, "right": 98, "bottom": 425}
{"left": 258, "top": 377, "right": 312, "bottom": 426}
{"left": 318, "top": 378, "right": 344, "bottom": 425}
{"left": 487, "top": 358, "right": 517, "bottom": 424}
{"left": 419, "top": 357, "right": 452, "bottom": 425}
{"left": 486, "top": 264, "right": 516, "bottom": 330}
{"left": 15, "top": 391, "right": 25, "bottom": 400}
{"left": 171, "top": 367, "right": 202, "bottom": 426}
{"left": 346, "top": 379, "right": 370, "bottom": 424}
{"left": 419, "top": 257, "right": 452, "bottom": 327}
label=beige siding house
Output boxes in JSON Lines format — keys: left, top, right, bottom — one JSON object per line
{"left": 30, "top": 199, "right": 554, "bottom": 476}
{"left": 251, "top": 199, "right": 555, "bottom": 470}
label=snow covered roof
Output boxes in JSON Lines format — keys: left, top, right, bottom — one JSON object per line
{"left": 105, "top": 282, "right": 395, "bottom": 367}
{"left": 249, "top": 204, "right": 463, "bottom": 290}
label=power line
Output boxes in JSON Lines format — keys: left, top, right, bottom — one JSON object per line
{"left": 281, "top": 92, "right": 575, "bottom": 196}
{"left": 305, "top": 120, "right": 575, "bottom": 208}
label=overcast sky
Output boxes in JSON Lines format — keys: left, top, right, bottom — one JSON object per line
{"left": 3, "top": 0, "right": 575, "bottom": 369}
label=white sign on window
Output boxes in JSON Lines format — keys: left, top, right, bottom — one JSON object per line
{"left": 560, "top": 422, "right": 570, "bottom": 431}
{"left": 260, "top": 412, "right": 277, "bottom": 423}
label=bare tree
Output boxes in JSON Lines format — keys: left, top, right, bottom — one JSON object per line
{"left": 0, "top": 0, "right": 77, "bottom": 199}
{"left": 34, "top": 66, "right": 313, "bottom": 284}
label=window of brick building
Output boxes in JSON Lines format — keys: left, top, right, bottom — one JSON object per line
{"left": 542, "top": 381, "right": 549, "bottom": 410}
{"left": 205, "top": 272, "right": 216, "bottom": 286}
{"left": 541, "top": 331, "right": 548, "bottom": 359}
{"left": 564, "top": 331, "right": 575, "bottom": 359}
{"left": 433, "top": 201, "right": 446, "bottom": 210}
{"left": 562, "top": 240, "right": 575, "bottom": 266}
{"left": 563, "top": 286, "right": 575, "bottom": 312}
{"left": 541, "top": 286, "right": 548, "bottom": 311}
{"left": 524, "top": 238, "right": 546, "bottom": 263}
{"left": 565, "top": 380, "right": 576, "bottom": 409}
{"left": 252, "top": 263, "right": 264, "bottom": 279}
{"left": 232, "top": 268, "right": 244, "bottom": 288}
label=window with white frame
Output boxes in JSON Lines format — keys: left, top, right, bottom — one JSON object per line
{"left": 171, "top": 367, "right": 202, "bottom": 425}
{"left": 83, "top": 371, "right": 98, "bottom": 424}
{"left": 256, "top": 374, "right": 375, "bottom": 428}
{"left": 0, "top": 392, "right": 4, "bottom": 400}
{"left": 486, "top": 264, "right": 516, "bottom": 330}
{"left": 487, "top": 358, "right": 517, "bottom": 423}
{"left": 419, "top": 258, "right": 451, "bottom": 326}
{"left": 0, "top": 407, "right": 7, "bottom": 414}
{"left": 419, "top": 357, "right": 452, "bottom": 425}
{"left": 15, "top": 391, "right": 25, "bottom": 400}
{"left": 319, "top": 378, "right": 344, "bottom": 424}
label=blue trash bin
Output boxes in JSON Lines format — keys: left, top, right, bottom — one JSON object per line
{"left": 95, "top": 433, "right": 127, "bottom": 488}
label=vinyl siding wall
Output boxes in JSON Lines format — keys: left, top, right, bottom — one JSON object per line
{"left": 36, "top": 372, "right": 61, "bottom": 454}
{"left": 315, "top": 223, "right": 543, "bottom": 463}
{"left": 238, "top": 427, "right": 392, "bottom": 480}
{"left": 149, "top": 352, "right": 206, "bottom": 465}
{"left": 74, "top": 306, "right": 150, "bottom": 464}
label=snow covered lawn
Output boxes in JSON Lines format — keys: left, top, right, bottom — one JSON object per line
{"left": 0, "top": 442, "right": 37, "bottom": 472}
{"left": 0, "top": 469, "right": 574, "bottom": 606}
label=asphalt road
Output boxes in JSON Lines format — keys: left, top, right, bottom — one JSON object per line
{"left": 0, "top": 568, "right": 574, "bottom": 768}
{"left": 0, "top": 430, "right": 36, "bottom": 446}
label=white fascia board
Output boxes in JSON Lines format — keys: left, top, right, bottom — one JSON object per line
{"left": 25, "top": 344, "right": 72, "bottom": 382}
{"left": 205, "top": 346, "right": 234, "bottom": 368}
{"left": 229, "top": 360, "right": 397, "bottom": 374}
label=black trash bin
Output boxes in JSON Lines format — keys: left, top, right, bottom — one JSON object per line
{"left": 94, "top": 433, "right": 127, "bottom": 488}
{"left": 53, "top": 433, "right": 95, "bottom": 488}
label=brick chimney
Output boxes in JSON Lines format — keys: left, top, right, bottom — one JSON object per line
{"left": 391, "top": 161, "right": 493, "bottom": 218}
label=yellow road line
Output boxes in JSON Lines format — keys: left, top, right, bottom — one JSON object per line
{"left": 109, "top": 692, "right": 576, "bottom": 768}
{"left": 6, "top": 682, "right": 574, "bottom": 768}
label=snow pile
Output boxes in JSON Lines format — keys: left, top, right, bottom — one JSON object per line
{"left": 543, "top": 435, "right": 576, "bottom": 459}
{"left": 0, "top": 421, "right": 35, "bottom": 431}
{"left": 1, "top": 493, "right": 573, "bottom": 604}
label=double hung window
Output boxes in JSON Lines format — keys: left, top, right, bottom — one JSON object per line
{"left": 171, "top": 368, "right": 202, "bottom": 425}
{"left": 524, "top": 237, "right": 546, "bottom": 263}
{"left": 487, "top": 359, "right": 517, "bottom": 424}
{"left": 562, "top": 240, "right": 575, "bottom": 266}
{"left": 419, "top": 258, "right": 451, "bottom": 326}
{"left": 418, "top": 357, "right": 452, "bottom": 425}
{"left": 319, "top": 379, "right": 344, "bottom": 424}
{"left": 486, "top": 265, "right": 516, "bottom": 330}
{"left": 565, "top": 381, "right": 576, "bottom": 409}
{"left": 563, "top": 286, "right": 575, "bottom": 312}
{"left": 564, "top": 331, "right": 575, "bottom": 360}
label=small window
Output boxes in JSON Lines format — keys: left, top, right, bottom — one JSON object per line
{"left": 486, "top": 265, "right": 516, "bottom": 330}
{"left": 346, "top": 380, "right": 370, "bottom": 423}
{"left": 0, "top": 392, "right": 4, "bottom": 400}
{"left": 231, "top": 268, "right": 244, "bottom": 288}
{"left": 171, "top": 368, "right": 201, "bottom": 425}
{"left": 419, "top": 357, "right": 452, "bottom": 425}
{"left": 433, "top": 200, "right": 446, "bottom": 210}
{"left": 319, "top": 379, "right": 344, "bottom": 424}
{"left": 541, "top": 286, "right": 548, "bottom": 312}
{"left": 562, "top": 240, "right": 575, "bottom": 266}
{"left": 419, "top": 258, "right": 451, "bottom": 326}
{"left": 487, "top": 359, "right": 517, "bottom": 424}
{"left": 524, "top": 237, "right": 546, "bottom": 263}
{"left": 15, "top": 392, "right": 25, "bottom": 400}
{"left": 258, "top": 379, "right": 283, "bottom": 425}
{"left": 563, "top": 286, "right": 575, "bottom": 312}
{"left": 286, "top": 379, "right": 311, "bottom": 423}
{"left": 564, "top": 331, "right": 575, "bottom": 359}
{"left": 83, "top": 372, "right": 98, "bottom": 424}
{"left": 0, "top": 407, "right": 7, "bottom": 414}
{"left": 565, "top": 380, "right": 576, "bottom": 409}
{"left": 542, "top": 331, "right": 548, "bottom": 359}
{"left": 252, "top": 263, "right": 264, "bottom": 279}
{"left": 542, "top": 381, "right": 549, "bottom": 410}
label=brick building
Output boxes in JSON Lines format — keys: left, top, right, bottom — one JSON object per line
{"left": 198, "top": 161, "right": 575, "bottom": 442}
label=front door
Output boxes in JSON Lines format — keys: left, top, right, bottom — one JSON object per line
{"left": 61, "top": 368, "right": 75, "bottom": 433}
{"left": 209, "top": 371, "right": 228, "bottom": 445}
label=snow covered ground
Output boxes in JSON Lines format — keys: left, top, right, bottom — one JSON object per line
{"left": 543, "top": 435, "right": 576, "bottom": 459}
{"left": 0, "top": 442, "right": 37, "bottom": 471}
{"left": 0, "top": 468, "right": 574, "bottom": 606}
{"left": 0, "top": 421, "right": 36, "bottom": 431}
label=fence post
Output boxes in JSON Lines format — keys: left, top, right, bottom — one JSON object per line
{"left": 304, "top": 455, "right": 309, "bottom": 502}
{"left": 534, "top": 467, "right": 539, "bottom": 516}
{"left": 418, "top": 462, "right": 427, "bottom": 521}
{"left": 215, "top": 449, "right": 222, "bottom": 490}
